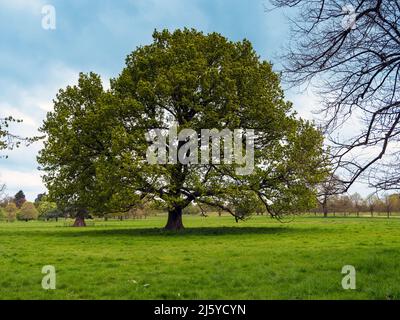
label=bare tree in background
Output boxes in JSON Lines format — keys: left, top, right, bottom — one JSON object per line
{"left": 317, "top": 175, "right": 345, "bottom": 217}
{"left": 366, "top": 193, "right": 379, "bottom": 217}
{"left": 269, "top": 0, "right": 400, "bottom": 192}
{"left": 350, "top": 192, "right": 362, "bottom": 216}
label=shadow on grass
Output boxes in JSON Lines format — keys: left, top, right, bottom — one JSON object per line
{"left": 0, "top": 225, "right": 329, "bottom": 238}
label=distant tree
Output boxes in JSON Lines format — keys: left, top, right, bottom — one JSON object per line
{"left": 366, "top": 194, "right": 379, "bottom": 217}
{"left": 43, "top": 208, "right": 64, "bottom": 221}
{"left": 328, "top": 194, "right": 340, "bottom": 216}
{"left": 14, "top": 190, "right": 26, "bottom": 209}
{"left": 382, "top": 194, "right": 394, "bottom": 218}
{"left": 5, "top": 202, "right": 17, "bottom": 222}
{"left": 350, "top": 193, "right": 363, "bottom": 217}
{"left": 34, "top": 193, "right": 46, "bottom": 205}
{"left": 337, "top": 195, "right": 353, "bottom": 216}
{"left": 389, "top": 194, "right": 400, "bottom": 213}
{"left": 183, "top": 203, "right": 201, "bottom": 215}
{"left": 317, "top": 175, "right": 345, "bottom": 217}
{"left": 231, "top": 192, "right": 267, "bottom": 220}
{"left": 0, "top": 207, "right": 5, "bottom": 221}
{"left": 37, "top": 200, "right": 58, "bottom": 220}
{"left": 0, "top": 196, "right": 14, "bottom": 208}
{"left": 17, "top": 202, "right": 39, "bottom": 221}
{"left": 383, "top": 194, "right": 400, "bottom": 218}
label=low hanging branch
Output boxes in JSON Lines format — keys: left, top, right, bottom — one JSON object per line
{"left": 0, "top": 116, "right": 41, "bottom": 157}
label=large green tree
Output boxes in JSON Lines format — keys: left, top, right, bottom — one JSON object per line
{"left": 37, "top": 73, "right": 117, "bottom": 226}
{"left": 38, "top": 29, "right": 327, "bottom": 229}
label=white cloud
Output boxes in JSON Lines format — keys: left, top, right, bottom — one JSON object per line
{"left": 288, "top": 89, "right": 320, "bottom": 121}
{"left": 0, "top": 62, "right": 82, "bottom": 199}
{"left": 0, "top": 103, "right": 37, "bottom": 127}
{"left": 0, "top": 0, "right": 45, "bottom": 13}
{"left": 0, "top": 169, "right": 45, "bottom": 200}
{"left": 0, "top": 169, "right": 43, "bottom": 189}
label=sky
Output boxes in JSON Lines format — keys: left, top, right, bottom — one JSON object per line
{"left": 0, "top": 0, "right": 370, "bottom": 200}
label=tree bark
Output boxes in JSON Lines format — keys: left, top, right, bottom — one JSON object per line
{"left": 322, "top": 198, "right": 328, "bottom": 218}
{"left": 164, "top": 207, "right": 184, "bottom": 230}
{"left": 72, "top": 209, "right": 86, "bottom": 227}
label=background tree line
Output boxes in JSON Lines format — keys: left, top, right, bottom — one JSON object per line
{"left": 0, "top": 188, "right": 268, "bottom": 223}
{"left": 313, "top": 192, "right": 400, "bottom": 218}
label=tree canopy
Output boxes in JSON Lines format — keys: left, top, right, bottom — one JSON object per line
{"left": 38, "top": 28, "right": 328, "bottom": 229}
{"left": 14, "top": 190, "right": 26, "bottom": 209}
{"left": 17, "top": 202, "right": 39, "bottom": 221}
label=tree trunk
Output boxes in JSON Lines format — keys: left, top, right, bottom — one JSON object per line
{"left": 73, "top": 216, "right": 86, "bottom": 227}
{"left": 73, "top": 209, "right": 86, "bottom": 227}
{"left": 323, "top": 200, "right": 328, "bottom": 218}
{"left": 164, "top": 207, "right": 184, "bottom": 230}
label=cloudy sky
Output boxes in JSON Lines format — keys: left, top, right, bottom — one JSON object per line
{"left": 0, "top": 0, "right": 368, "bottom": 200}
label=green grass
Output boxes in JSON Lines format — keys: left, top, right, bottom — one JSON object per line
{"left": 1, "top": 215, "right": 400, "bottom": 300}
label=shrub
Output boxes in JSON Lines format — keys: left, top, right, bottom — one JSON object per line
{"left": 17, "top": 202, "right": 39, "bottom": 221}
{"left": 5, "top": 203, "right": 17, "bottom": 222}
{"left": 183, "top": 204, "right": 201, "bottom": 215}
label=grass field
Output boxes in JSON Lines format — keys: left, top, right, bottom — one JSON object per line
{"left": 1, "top": 215, "right": 400, "bottom": 300}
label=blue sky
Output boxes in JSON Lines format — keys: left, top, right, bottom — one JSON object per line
{"left": 0, "top": 0, "right": 368, "bottom": 200}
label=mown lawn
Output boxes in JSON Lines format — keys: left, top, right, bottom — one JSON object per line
{"left": 0, "top": 215, "right": 400, "bottom": 299}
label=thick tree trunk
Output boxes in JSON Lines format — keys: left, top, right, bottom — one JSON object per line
{"left": 73, "top": 216, "right": 86, "bottom": 227}
{"left": 72, "top": 209, "right": 86, "bottom": 227}
{"left": 164, "top": 207, "right": 184, "bottom": 230}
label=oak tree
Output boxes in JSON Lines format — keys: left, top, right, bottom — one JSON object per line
{"left": 38, "top": 29, "right": 328, "bottom": 229}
